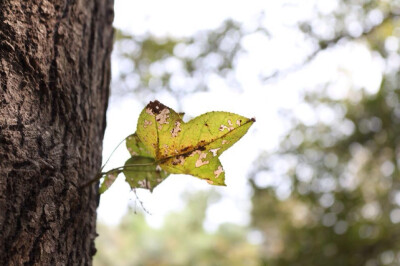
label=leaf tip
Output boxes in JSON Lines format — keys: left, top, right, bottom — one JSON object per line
{"left": 146, "top": 100, "right": 168, "bottom": 115}
{"left": 216, "top": 181, "right": 227, "bottom": 187}
{"left": 205, "top": 178, "right": 226, "bottom": 186}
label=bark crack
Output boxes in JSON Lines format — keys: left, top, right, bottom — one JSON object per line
{"left": 49, "top": 0, "right": 71, "bottom": 123}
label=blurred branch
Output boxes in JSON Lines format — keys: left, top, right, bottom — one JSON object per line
{"left": 262, "top": 11, "right": 400, "bottom": 82}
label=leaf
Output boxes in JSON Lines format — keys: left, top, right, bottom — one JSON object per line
{"left": 135, "top": 100, "right": 255, "bottom": 186}
{"left": 125, "top": 133, "right": 170, "bottom": 191}
{"left": 98, "top": 100, "right": 254, "bottom": 194}
{"left": 99, "top": 170, "right": 122, "bottom": 194}
{"left": 123, "top": 156, "right": 169, "bottom": 192}
{"left": 126, "top": 133, "right": 153, "bottom": 158}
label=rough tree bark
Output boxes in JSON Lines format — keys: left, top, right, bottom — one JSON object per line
{"left": 0, "top": 0, "right": 114, "bottom": 265}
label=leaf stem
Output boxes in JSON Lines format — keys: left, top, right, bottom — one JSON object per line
{"left": 100, "top": 136, "right": 128, "bottom": 171}
{"left": 80, "top": 172, "right": 104, "bottom": 189}
{"left": 80, "top": 162, "right": 157, "bottom": 189}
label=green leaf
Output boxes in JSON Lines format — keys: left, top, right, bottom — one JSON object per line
{"left": 123, "top": 156, "right": 169, "bottom": 192}
{"left": 136, "top": 100, "right": 255, "bottom": 186}
{"left": 126, "top": 133, "right": 153, "bottom": 158}
{"left": 99, "top": 170, "right": 122, "bottom": 194}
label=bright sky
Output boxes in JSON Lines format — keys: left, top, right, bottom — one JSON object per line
{"left": 97, "top": 0, "right": 382, "bottom": 230}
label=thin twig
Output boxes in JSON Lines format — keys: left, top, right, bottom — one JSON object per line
{"left": 80, "top": 172, "right": 104, "bottom": 189}
{"left": 101, "top": 136, "right": 128, "bottom": 171}
{"left": 263, "top": 12, "right": 400, "bottom": 82}
{"left": 132, "top": 188, "right": 152, "bottom": 215}
{"left": 79, "top": 162, "right": 157, "bottom": 189}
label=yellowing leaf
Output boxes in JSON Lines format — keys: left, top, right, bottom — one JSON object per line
{"left": 97, "top": 100, "right": 254, "bottom": 194}
{"left": 136, "top": 100, "right": 255, "bottom": 185}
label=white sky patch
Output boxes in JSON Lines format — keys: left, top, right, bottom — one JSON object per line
{"left": 114, "top": 0, "right": 271, "bottom": 37}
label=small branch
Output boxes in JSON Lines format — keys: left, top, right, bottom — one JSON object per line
{"left": 80, "top": 172, "right": 104, "bottom": 189}
{"left": 263, "top": 12, "right": 400, "bottom": 82}
{"left": 79, "top": 162, "right": 157, "bottom": 189}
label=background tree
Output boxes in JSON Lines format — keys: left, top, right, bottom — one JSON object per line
{"left": 251, "top": 1, "right": 400, "bottom": 265}
{"left": 0, "top": 1, "right": 113, "bottom": 264}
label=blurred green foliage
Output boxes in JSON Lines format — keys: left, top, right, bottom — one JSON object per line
{"left": 94, "top": 192, "right": 259, "bottom": 266}
{"left": 112, "top": 20, "right": 247, "bottom": 100}
{"left": 98, "top": 1, "right": 400, "bottom": 265}
{"left": 251, "top": 1, "right": 400, "bottom": 265}
{"left": 251, "top": 83, "right": 400, "bottom": 265}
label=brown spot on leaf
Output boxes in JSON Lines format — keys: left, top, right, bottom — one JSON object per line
{"left": 155, "top": 108, "right": 170, "bottom": 129}
{"left": 210, "top": 148, "right": 220, "bottom": 157}
{"left": 147, "top": 100, "right": 168, "bottom": 115}
{"left": 128, "top": 148, "right": 138, "bottom": 156}
{"left": 180, "top": 146, "right": 206, "bottom": 158}
{"left": 190, "top": 151, "right": 209, "bottom": 167}
{"left": 219, "top": 125, "right": 228, "bottom": 131}
{"left": 214, "top": 166, "right": 224, "bottom": 178}
{"left": 146, "top": 108, "right": 154, "bottom": 116}
{"left": 172, "top": 156, "right": 185, "bottom": 166}
{"left": 163, "top": 144, "right": 169, "bottom": 156}
{"left": 219, "top": 124, "right": 234, "bottom": 131}
{"left": 143, "top": 120, "right": 152, "bottom": 128}
{"left": 138, "top": 180, "right": 150, "bottom": 189}
{"left": 190, "top": 150, "right": 201, "bottom": 157}
{"left": 181, "top": 146, "right": 190, "bottom": 153}
{"left": 104, "top": 174, "right": 117, "bottom": 188}
{"left": 171, "top": 121, "right": 182, "bottom": 137}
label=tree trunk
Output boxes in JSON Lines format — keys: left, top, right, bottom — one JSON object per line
{"left": 0, "top": 0, "right": 114, "bottom": 264}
